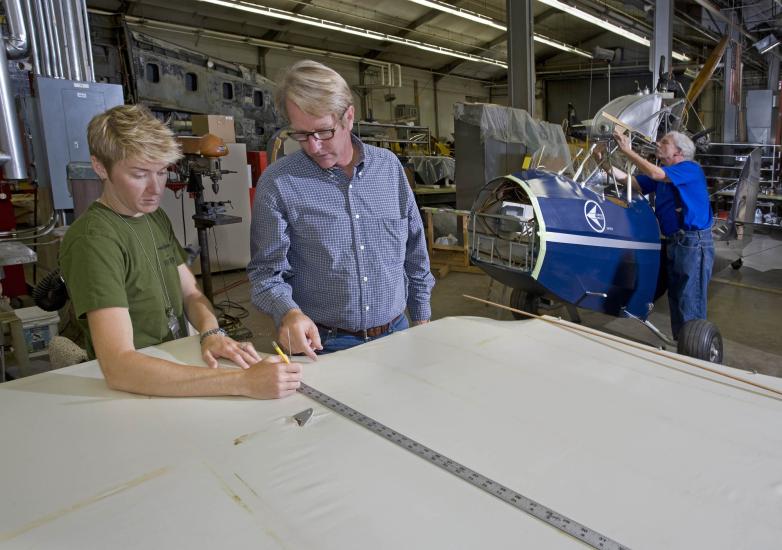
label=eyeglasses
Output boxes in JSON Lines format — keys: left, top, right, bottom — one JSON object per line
{"left": 287, "top": 128, "right": 337, "bottom": 142}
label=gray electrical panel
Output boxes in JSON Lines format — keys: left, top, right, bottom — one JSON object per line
{"left": 22, "top": 77, "right": 124, "bottom": 210}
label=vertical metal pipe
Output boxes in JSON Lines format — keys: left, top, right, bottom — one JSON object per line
{"left": 32, "top": 0, "right": 52, "bottom": 76}
{"left": 59, "top": 0, "right": 81, "bottom": 81}
{"left": 3, "top": 0, "right": 29, "bottom": 59}
{"left": 0, "top": 28, "right": 28, "bottom": 179}
{"left": 42, "top": 0, "right": 64, "bottom": 78}
{"left": 22, "top": 0, "right": 40, "bottom": 74}
{"left": 52, "top": 0, "right": 73, "bottom": 79}
{"left": 75, "top": 0, "right": 94, "bottom": 81}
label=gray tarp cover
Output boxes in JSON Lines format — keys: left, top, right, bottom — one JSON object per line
{"left": 410, "top": 156, "right": 455, "bottom": 185}
{"left": 453, "top": 102, "right": 571, "bottom": 168}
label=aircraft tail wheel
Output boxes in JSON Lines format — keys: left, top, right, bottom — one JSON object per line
{"left": 509, "top": 289, "right": 540, "bottom": 320}
{"left": 731, "top": 258, "right": 743, "bottom": 270}
{"left": 677, "top": 320, "right": 723, "bottom": 363}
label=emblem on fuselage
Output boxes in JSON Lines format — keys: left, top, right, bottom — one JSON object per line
{"left": 584, "top": 200, "right": 606, "bottom": 233}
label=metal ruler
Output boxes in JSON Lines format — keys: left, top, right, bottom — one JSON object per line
{"left": 298, "top": 383, "right": 630, "bottom": 550}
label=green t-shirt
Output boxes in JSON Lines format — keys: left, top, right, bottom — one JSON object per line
{"left": 60, "top": 202, "right": 188, "bottom": 359}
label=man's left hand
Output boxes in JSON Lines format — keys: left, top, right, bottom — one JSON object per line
{"left": 412, "top": 319, "right": 430, "bottom": 326}
{"left": 201, "top": 333, "right": 262, "bottom": 369}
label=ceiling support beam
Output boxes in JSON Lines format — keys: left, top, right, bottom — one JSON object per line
{"left": 650, "top": 0, "right": 672, "bottom": 90}
{"left": 507, "top": 0, "right": 535, "bottom": 113}
{"left": 723, "top": 11, "right": 741, "bottom": 143}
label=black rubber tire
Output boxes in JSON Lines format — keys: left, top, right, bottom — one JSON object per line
{"left": 731, "top": 258, "right": 743, "bottom": 270}
{"left": 677, "top": 319, "right": 723, "bottom": 363}
{"left": 509, "top": 288, "right": 540, "bottom": 320}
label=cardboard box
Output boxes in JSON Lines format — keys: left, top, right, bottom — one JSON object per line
{"left": 191, "top": 114, "right": 236, "bottom": 143}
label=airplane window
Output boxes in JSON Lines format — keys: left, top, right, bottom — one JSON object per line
{"left": 222, "top": 82, "right": 234, "bottom": 100}
{"left": 185, "top": 73, "right": 198, "bottom": 92}
{"left": 145, "top": 63, "right": 160, "bottom": 83}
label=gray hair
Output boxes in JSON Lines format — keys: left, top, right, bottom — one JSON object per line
{"left": 275, "top": 60, "right": 353, "bottom": 122}
{"left": 665, "top": 131, "right": 695, "bottom": 160}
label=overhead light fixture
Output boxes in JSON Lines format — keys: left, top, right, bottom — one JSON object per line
{"left": 753, "top": 34, "right": 780, "bottom": 55}
{"left": 536, "top": 0, "right": 691, "bottom": 62}
{"left": 195, "top": 0, "right": 507, "bottom": 68}
{"left": 407, "top": 0, "right": 505, "bottom": 31}
{"left": 534, "top": 35, "right": 593, "bottom": 59}
{"left": 409, "top": 0, "right": 594, "bottom": 59}
{"left": 592, "top": 46, "right": 616, "bottom": 62}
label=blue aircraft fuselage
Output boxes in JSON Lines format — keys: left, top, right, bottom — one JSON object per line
{"left": 473, "top": 170, "right": 662, "bottom": 320}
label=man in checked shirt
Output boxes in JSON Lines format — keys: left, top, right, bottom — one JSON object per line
{"left": 248, "top": 60, "right": 435, "bottom": 358}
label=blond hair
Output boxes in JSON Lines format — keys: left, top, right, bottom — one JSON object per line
{"left": 87, "top": 104, "right": 181, "bottom": 171}
{"left": 275, "top": 60, "right": 353, "bottom": 121}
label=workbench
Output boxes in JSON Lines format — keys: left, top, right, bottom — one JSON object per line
{"left": 412, "top": 185, "right": 457, "bottom": 207}
{"left": 1, "top": 317, "right": 781, "bottom": 549}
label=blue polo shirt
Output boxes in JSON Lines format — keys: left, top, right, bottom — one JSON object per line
{"left": 636, "top": 160, "right": 712, "bottom": 236}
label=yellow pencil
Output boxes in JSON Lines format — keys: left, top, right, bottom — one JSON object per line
{"left": 271, "top": 340, "right": 290, "bottom": 364}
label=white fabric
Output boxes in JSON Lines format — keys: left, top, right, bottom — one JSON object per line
{"left": 1, "top": 317, "right": 781, "bottom": 549}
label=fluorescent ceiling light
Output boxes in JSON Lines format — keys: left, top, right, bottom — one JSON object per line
{"left": 754, "top": 34, "right": 780, "bottom": 55}
{"left": 534, "top": 35, "right": 593, "bottom": 59}
{"left": 409, "top": 0, "right": 593, "bottom": 59}
{"left": 537, "top": 0, "right": 691, "bottom": 62}
{"left": 196, "top": 0, "right": 507, "bottom": 68}
{"left": 407, "top": 0, "right": 506, "bottom": 31}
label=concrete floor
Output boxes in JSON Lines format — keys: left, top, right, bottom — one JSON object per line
{"left": 4, "top": 233, "right": 781, "bottom": 381}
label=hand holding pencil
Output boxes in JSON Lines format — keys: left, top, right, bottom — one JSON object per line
{"left": 240, "top": 343, "right": 302, "bottom": 399}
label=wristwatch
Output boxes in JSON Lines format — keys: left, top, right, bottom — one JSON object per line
{"left": 199, "top": 327, "right": 227, "bottom": 344}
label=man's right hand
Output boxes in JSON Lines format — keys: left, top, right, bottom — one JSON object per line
{"left": 279, "top": 309, "right": 323, "bottom": 360}
{"left": 613, "top": 127, "right": 632, "bottom": 153}
{"left": 242, "top": 355, "right": 303, "bottom": 399}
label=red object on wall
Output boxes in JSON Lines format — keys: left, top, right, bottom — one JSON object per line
{"left": 0, "top": 182, "right": 27, "bottom": 298}
{"left": 246, "top": 151, "right": 268, "bottom": 216}
{"left": 246, "top": 150, "right": 268, "bottom": 188}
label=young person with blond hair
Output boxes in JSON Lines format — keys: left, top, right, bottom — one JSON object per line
{"left": 60, "top": 104, "right": 301, "bottom": 399}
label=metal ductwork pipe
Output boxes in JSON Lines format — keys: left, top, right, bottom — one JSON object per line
{"left": 0, "top": 28, "right": 28, "bottom": 179}
{"left": 2, "top": 0, "right": 29, "bottom": 59}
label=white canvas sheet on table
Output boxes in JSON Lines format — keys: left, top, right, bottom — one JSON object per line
{"left": 1, "top": 316, "right": 781, "bottom": 549}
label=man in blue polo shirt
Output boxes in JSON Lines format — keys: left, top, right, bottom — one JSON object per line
{"left": 613, "top": 129, "right": 714, "bottom": 339}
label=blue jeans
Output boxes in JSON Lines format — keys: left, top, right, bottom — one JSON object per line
{"left": 317, "top": 314, "right": 409, "bottom": 354}
{"left": 666, "top": 228, "right": 714, "bottom": 338}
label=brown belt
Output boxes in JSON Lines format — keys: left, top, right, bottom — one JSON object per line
{"left": 317, "top": 315, "right": 403, "bottom": 339}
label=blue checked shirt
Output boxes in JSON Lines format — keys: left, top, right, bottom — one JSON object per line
{"left": 248, "top": 136, "right": 435, "bottom": 332}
